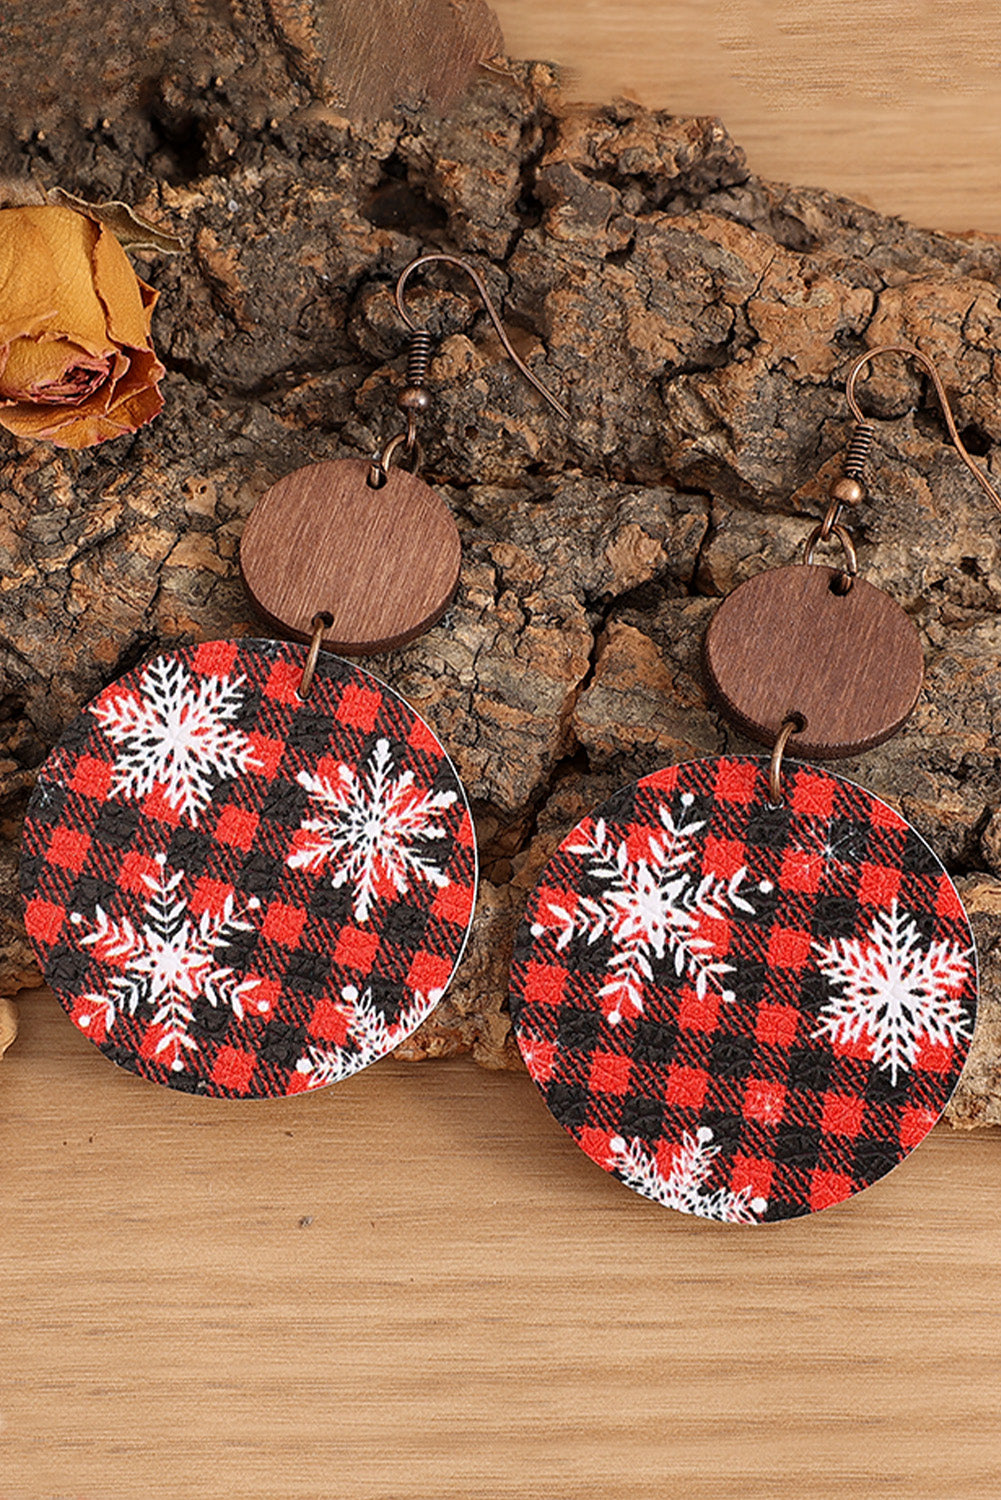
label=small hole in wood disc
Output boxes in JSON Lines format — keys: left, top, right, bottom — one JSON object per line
{"left": 240, "top": 458, "right": 462, "bottom": 655}
{"left": 703, "top": 564, "right": 925, "bottom": 758}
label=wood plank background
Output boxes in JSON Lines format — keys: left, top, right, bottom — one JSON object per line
{"left": 492, "top": 0, "right": 1001, "bottom": 233}
{"left": 2, "top": 990, "right": 999, "bottom": 1499}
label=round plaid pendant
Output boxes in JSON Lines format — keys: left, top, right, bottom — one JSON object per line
{"left": 509, "top": 756, "right": 976, "bottom": 1222}
{"left": 21, "top": 640, "right": 477, "bottom": 1097}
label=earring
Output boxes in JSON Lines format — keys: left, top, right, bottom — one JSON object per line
{"left": 510, "top": 345, "right": 994, "bottom": 1223}
{"left": 20, "top": 253, "right": 567, "bottom": 1098}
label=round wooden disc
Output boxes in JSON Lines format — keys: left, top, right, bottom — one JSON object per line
{"left": 703, "top": 564, "right": 924, "bottom": 758}
{"left": 240, "top": 458, "right": 462, "bottom": 654}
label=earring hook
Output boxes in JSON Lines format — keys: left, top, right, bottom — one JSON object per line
{"left": 394, "top": 253, "right": 570, "bottom": 422}
{"left": 845, "top": 343, "right": 1001, "bottom": 516}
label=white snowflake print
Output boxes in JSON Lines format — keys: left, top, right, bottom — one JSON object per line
{"left": 288, "top": 737, "right": 457, "bottom": 922}
{"left": 92, "top": 655, "right": 262, "bottom": 824}
{"left": 295, "top": 984, "right": 438, "bottom": 1088}
{"left": 70, "top": 856, "right": 267, "bottom": 1073}
{"left": 812, "top": 899, "right": 973, "bottom": 1086}
{"left": 533, "top": 793, "right": 756, "bottom": 1025}
{"left": 609, "top": 1129, "right": 768, "bottom": 1223}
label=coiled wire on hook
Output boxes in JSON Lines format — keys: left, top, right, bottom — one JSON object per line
{"left": 405, "top": 328, "right": 434, "bottom": 391}
{"left": 843, "top": 421, "right": 876, "bottom": 481}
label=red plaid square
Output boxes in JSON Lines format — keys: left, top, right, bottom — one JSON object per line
{"left": 756, "top": 1002, "right": 800, "bottom": 1048}
{"left": 215, "top": 806, "right": 260, "bottom": 850}
{"left": 731, "top": 1152, "right": 773, "bottom": 1205}
{"left": 858, "top": 863, "right": 901, "bottom": 905}
{"left": 263, "top": 658, "right": 302, "bottom": 704}
{"left": 809, "top": 1168, "right": 855, "bottom": 1213}
{"left": 246, "top": 732, "right": 285, "bottom": 779}
{"left": 310, "top": 996, "right": 351, "bottom": 1044}
{"left": 744, "top": 1078, "right": 787, "bottom": 1123}
{"left": 212, "top": 1046, "right": 257, "bottom": 1092}
{"left": 46, "top": 827, "right": 91, "bottom": 874}
{"left": 261, "top": 901, "right": 307, "bottom": 946}
{"left": 119, "top": 852, "right": 163, "bottom": 893}
{"left": 589, "top": 1051, "right": 631, "bottom": 1094}
{"left": 69, "top": 755, "right": 113, "bottom": 800}
{"left": 665, "top": 1065, "right": 708, "bottom": 1108}
{"left": 703, "top": 835, "right": 747, "bottom": 879}
{"left": 899, "top": 1105, "right": 939, "bottom": 1150}
{"left": 521, "top": 1035, "right": 556, "bottom": 1082}
{"left": 677, "top": 988, "right": 719, "bottom": 1032}
{"left": 523, "top": 962, "right": 568, "bottom": 1009}
{"left": 431, "top": 880, "right": 476, "bottom": 926}
{"left": 790, "top": 768, "right": 835, "bottom": 818}
{"left": 194, "top": 640, "right": 239, "bottom": 676}
{"left": 190, "top": 876, "right": 237, "bottom": 918}
{"left": 869, "top": 796, "right": 906, "bottom": 831}
{"left": 767, "top": 926, "right": 812, "bottom": 969}
{"left": 407, "top": 716, "right": 441, "bottom": 754}
{"left": 780, "top": 846, "right": 822, "bottom": 894}
{"left": 337, "top": 681, "right": 382, "bottom": 731}
{"left": 141, "top": 783, "right": 183, "bottom": 826}
{"left": 714, "top": 759, "right": 758, "bottom": 803}
{"left": 821, "top": 1092, "right": 864, "bottom": 1138}
{"left": 406, "top": 950, "right": 453, "bottom": 994}
{"left": 333, "top": 925, "right": 379, "bottom": 970}
{"left": 23, "top": 898, "right": 64, "bottom": 946}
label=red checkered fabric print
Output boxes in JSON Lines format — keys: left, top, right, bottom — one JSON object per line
{"left": 509, "top": 756, "right": 977, "bottom": 1223}
{"left": 21, "top": 640, "right": 477, "bottom": 1098}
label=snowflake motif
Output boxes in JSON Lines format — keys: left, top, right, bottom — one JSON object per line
{"left": 288, "top": 737, "right": 457, "bottom": 922}
{"left": 609, "top": 1130, "right": 768, "bottom": 1223}
{"left": 70, "top": 857, "right": 267, "bottom": 1073}
{"left": 295, "top": 984, "right": 438, "bottom": 1088}
{"left": 92, "top": 655, "right": 262, "bottom": 825}
{"left": 812, "top": 899, "right": 973, "bottom": 1085}
{"left": 533, "top": 793, "right": 756, "bottom": 1025}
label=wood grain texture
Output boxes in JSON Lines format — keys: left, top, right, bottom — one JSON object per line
{"left": 703, "top": 565, "right": 925, "bottom": 757}
{"left": 2, "top": 990, "right": 1000, "bottom": 1500}
{"left": 492, "top": 0, "right": 1001, "bottom": 233}
{"left": 239, "top": 458, "right": 462, "bottom": 653}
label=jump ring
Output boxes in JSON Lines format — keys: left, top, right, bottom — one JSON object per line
{"left": 803, "top": 520, "right": 858, "bottom": 584}
{"left": 369, "top": 433, "right": 424, "bottom": 487}
{"left": 297, "top": 612, "right": 333, "bottom": 700}
{"left": 768, "top": 714, "right": 805, "bottom": 807}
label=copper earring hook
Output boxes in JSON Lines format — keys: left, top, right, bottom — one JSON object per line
{"left": 394, "top": 253, "right": 571, "bottom": 422}
{"left": 845, "top": 344, "right": 1001, "bottom": 517}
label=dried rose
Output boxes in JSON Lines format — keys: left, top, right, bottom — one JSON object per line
{"left": 0, "top": 205, "right": 164, "bottom": 449}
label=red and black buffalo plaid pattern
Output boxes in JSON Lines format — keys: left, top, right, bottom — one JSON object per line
{"left": 509, "top": 756, "right": 977, "bottom": 1222}
{"left": 21, "top": 639, "right": 476, "bottom": 1098}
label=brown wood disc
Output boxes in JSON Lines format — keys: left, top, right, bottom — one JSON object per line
{"left": 239, "top": 459, "right": 462, "bottom": 654}
{"left": 703, "top": 564, "right": 924, "bottom": 758}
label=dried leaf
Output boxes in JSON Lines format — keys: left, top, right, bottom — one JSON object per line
{"left": 50, "top": 188, "right": 184, "bottom": 254}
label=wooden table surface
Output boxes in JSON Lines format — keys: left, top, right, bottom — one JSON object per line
{"left": 2, "top": 989, "right": 999, "bottom": 1499}
{"left": 492, "top": 0, "right": 1001, "bottom": 233}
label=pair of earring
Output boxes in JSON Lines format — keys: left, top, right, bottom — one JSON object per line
{"left": 19, "top": 255, "right": 995, "bottom": 1224}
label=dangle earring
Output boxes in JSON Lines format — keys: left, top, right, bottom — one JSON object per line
{"left": 21, "top": 253, "right": 567, "bottom": 1098}
{"left": 510, "top": 345, "right": 994, "bottom": 1223}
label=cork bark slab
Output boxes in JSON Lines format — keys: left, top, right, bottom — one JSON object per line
{"left": 703, "top": 565, "right": 925, "bottom": 758}
{"left": 239, "top": 459, "right": 462, "bottom": 653}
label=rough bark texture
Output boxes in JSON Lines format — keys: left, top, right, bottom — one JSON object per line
{"left": 3, "top": 61, "right": 1001, "bottom": 1125}
{"left": 0, "top": 0, "right": 502, "bottom": 170}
